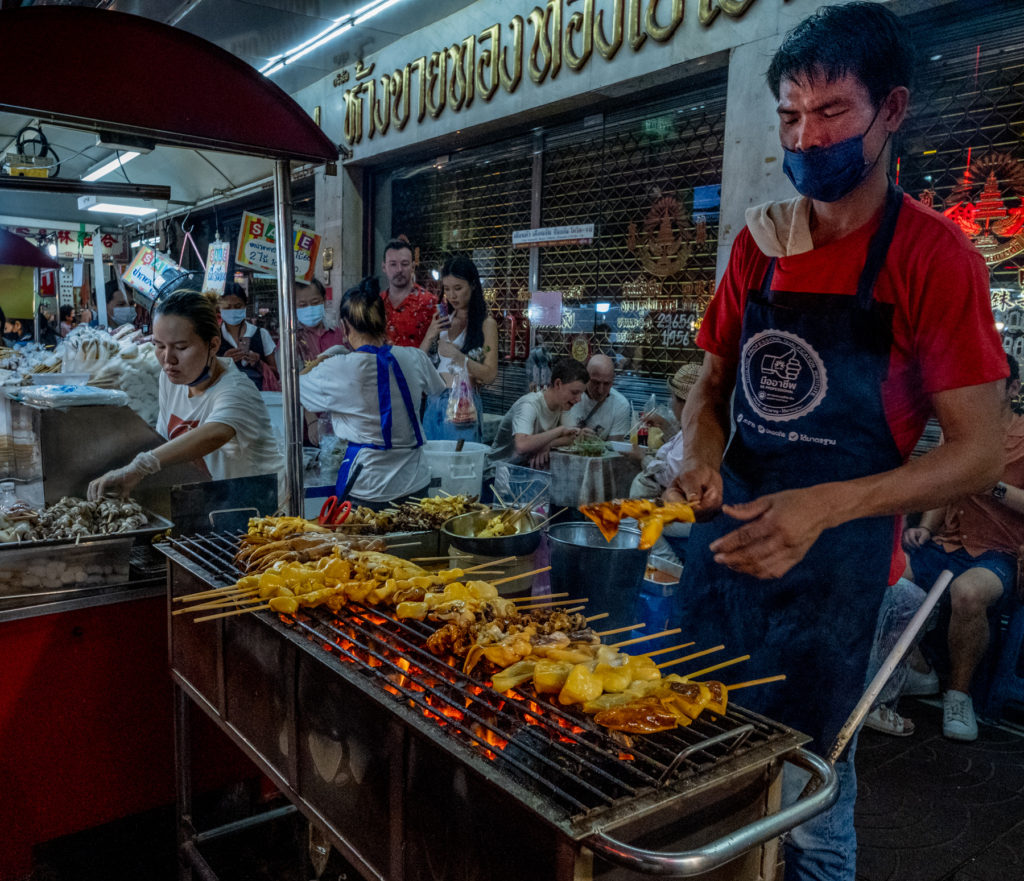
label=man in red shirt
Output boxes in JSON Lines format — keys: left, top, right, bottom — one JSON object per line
{"left": 904, "top": 354, "right": 1024, "bottom": 741}
{"left": 380, "top": 238, "right": 436, "bottom": 347}
{"left": 668, "top": 5, "right": 1007, "bottom": 880}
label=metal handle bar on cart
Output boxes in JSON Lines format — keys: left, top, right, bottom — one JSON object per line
{"left": 801, "top": 567, "right": 954, "bottom": 793}
{"left": 586, "top": 568, "right": 954, "bottom": 876}
{"left": 583, "top": 747, "right": 837, "bottom": 876}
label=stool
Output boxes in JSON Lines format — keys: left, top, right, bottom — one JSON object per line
{"left": 982, "top": 594, "right": 1024, "bottom": 721}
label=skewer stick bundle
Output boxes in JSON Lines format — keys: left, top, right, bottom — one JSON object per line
{"left": 595, "top": 623, "right": 645, "bottom": 638}
{"left": 727, "top": 674, "right": 786, "bottom": 691}
{"left": 490, "top": 566, "right": 550, "bottom": 586}
{"left": 194, "top": 604, "right": 272, "bottom": 622}
{"left": 681, "top": 654, "right": 751, "bottom": 680}
{"left": 609, "top": 627, "right": 682, "bottom": 649}
{"left": 654, "top": 644, "right": 725, "bottom": 669}
{"left": 515, "top": 597, "right": 588, "bottom": 612}
{"left": 508, "top": 592, "right": 568, "bottom": 603}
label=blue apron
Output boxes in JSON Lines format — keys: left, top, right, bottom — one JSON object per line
{"left": 679, "top": 184, "right": 905, "bottom": 755}
{"left": 334, "top": 344, "right": 424, "bottom": 497}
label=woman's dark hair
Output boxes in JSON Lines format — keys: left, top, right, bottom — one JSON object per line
{"left": 220, "top": 281, "right": 248, "bottom": 303}
{"left": 154, "top": 289, "right": 221, "bottom": 343}
{"left": 551, "top": 357, "right": 589, "bottom": 386}
{"left": 441, "top": 255, "right": 486, "bottom": 353}
{"left": 1008, "top": 352, "right": 1020, "bottom": 387}
{"left": 766, "top": 2, "right": 916, "bottom": 108}
{"left": 340, "top": 276, "right": 386, "bottom": 338}
{"left": 105, "top": 280, "right": 124, "bottom": 305}
{"left": 59, "top": 304, "right": 73, "bottom": 322}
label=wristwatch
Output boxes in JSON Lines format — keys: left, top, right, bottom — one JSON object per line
{"left": 992, "top": 481, "right": 1008, "bottom": 500}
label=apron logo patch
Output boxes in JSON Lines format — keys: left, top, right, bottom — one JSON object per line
{"left": 741, "top": 330, "right": 828, "bottom": 422}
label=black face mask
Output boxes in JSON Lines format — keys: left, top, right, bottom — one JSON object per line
{"left": 187, "top": 347, "right": 215, "bottom": 387}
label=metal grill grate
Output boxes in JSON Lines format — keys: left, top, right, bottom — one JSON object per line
{"left": 162, "top": 533, "right": 793, "bottom": 824}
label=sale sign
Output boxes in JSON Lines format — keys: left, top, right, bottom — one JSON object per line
{"left": 121, "top": 246, "right": 182, "bottom": 299}
{"left": 234, "top": 211, "right": 321, "bottom": 282}
{"left": 202, "top": 239, "right": 231, "bottom": 296}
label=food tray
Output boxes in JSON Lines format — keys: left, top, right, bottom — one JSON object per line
{"left": 0, "top": 509, "right": 173, "bottom": 552}
{"left": 0, "top": 510, "right": 173, "bottom": 597}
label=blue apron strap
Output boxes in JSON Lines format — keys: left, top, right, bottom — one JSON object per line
{"left": 386, "top": 349, "right": 425, "bottom": 447}
{"left": 856, "top": 182, "right": 904, "bottom": 309}
{"left": 334, "top": 442, "right": 368, "bottom": 497}
{"left": 357, "top": 343, "right": 424, "bottom": 449}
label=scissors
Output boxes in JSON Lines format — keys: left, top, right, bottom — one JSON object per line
{"left": 318, "top": 496, "right": 352, "bottom": 526}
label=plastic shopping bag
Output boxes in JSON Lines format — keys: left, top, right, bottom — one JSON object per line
{"left": 445, "top": 364, "right": 477, "bottom": 425}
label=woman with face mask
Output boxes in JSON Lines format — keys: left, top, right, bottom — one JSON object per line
{"left": 295, "top": 278, "right": 348, "bottom": 446}
{"left": 216, "top": 282, "right": 279, "bottom": 390}
{"left": 300, "top": 278, "right": 445, "bottom": 508}
{"left": 105, "top": 280, "right": 139, "bottom": 329}
{"left": 295, "top": 278, "right": 347, "bottom": 363}
{"left": 87, "top": 290, "right": 283, "bottom": 501}
{"left": 418, "top": 255, "right": 499, "bottom": 443}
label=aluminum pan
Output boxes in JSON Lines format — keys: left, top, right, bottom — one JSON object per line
{"left": 0, "top": 509, "right": 173, "bottom": 553}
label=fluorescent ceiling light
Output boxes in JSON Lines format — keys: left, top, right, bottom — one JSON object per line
{"left": 81, "top": 151, "right": 140, "bottom": 182}
{"left": 353, "top": 0, "right": 403, "bottom": 26}
{"left": 86, "top": 202, "right": 158, "bottom": 217}
{"left": 261, "top": 0, "right": 407, "bottom": 74}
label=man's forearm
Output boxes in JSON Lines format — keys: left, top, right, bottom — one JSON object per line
{"left": 816, "top": 435, "right": 1003, "bottom": 531}
{"left": 514, "top": 427, "right": 564, "bottom": 457}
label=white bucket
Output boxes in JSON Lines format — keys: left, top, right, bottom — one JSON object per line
{"left": 422, "top": 440, "right": 489, "bottom": 498}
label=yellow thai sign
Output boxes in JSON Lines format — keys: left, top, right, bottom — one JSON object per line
{"left": 338, "top": 0, "right": 762, "bottom": 146}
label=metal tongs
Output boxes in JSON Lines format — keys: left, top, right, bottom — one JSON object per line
{"left": 800, "top": 568, "right": 954, "bottom": 798}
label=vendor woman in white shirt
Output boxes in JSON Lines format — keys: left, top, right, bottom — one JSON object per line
{"left": 300, "top": 279, "right": 445, "bottom": 509}
{"left": 418, "top": 255, "right": 498, "bottom": 442}
{"left": 217, "top": 282, "right": 279, "bottom": 390}
{"left": 87, "top": 290, "right": 283, "bottom": 500}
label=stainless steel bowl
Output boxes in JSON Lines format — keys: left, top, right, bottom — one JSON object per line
{"left": 441, "top": 508, "right": 542, "bottom": 557}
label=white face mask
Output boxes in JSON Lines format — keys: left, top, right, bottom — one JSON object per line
{"left": 220, "top": 308, "right": 246, "bottom": 326}
{"left": 111, "top": 306, "right": 135, "bottom": 325}
{"left": 296, "top": 303, "right": 325, "bottom": 327}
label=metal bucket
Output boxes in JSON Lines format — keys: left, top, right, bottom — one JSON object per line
{"left": 547, "top": 522, "right": 649, "bottom": 631}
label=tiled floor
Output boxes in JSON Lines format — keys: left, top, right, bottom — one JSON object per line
{"left": 28, "top": 699, "right": 1024, "bottom": 881}
{"left": 855, "top": 698, "right": 1024, "bottom": 881}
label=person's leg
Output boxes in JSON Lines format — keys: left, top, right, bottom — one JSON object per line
{"left": 782, "top": 735, "right": 859, "bottom": 881}
{"left": 947, "top": 568, "right": 1005, "bottom": 693}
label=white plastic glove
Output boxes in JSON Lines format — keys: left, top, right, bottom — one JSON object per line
{"left": 87, "top": 450, "right": 162, "bottom": 500}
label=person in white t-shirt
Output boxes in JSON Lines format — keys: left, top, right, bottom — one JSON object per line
{"left": 87, "top": 290, "right": 283, "bottom": 500}
{"left": 488, "top": 358, "right": 589, "bottom": 469}
{"left": 300, "top": 278, "right": 445, "bottom": 507}
{"left": 563, "top": 354, "right": 632, "bottom": 441}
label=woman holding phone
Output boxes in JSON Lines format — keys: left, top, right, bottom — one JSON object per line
{"left": 419, "top": 255, "right": 498, "bottom": 442}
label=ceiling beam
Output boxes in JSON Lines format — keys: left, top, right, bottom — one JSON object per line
{"left": 0, "top": 176, "right": 171, "bottom": 201}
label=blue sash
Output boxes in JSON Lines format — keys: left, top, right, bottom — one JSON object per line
{"left": 334, "top": 345, "right": 424, "bottom": 497}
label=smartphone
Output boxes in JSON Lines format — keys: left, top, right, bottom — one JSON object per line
{"left": 437, "top": 302, "right": 448, "bottom": 318}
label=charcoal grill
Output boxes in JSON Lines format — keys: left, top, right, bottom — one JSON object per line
{"left": 161, "top": 534, "right": 837, "bottom": 881}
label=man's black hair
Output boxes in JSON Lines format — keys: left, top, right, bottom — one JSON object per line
{"left": 766, "top": 2, "right": 916, "bottom": 107}
{"left": 1007, "top": 352, "right": 1019, "bottom": 386}
{"left": 551, "top": 357, "right": 589, "bottom": 386}
{"left": 383, "top": 238, "right": 414, "bottom": 258}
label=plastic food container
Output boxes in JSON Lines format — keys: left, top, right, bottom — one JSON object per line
{"left": 422, "top": 440, "right": 489, "bottom": 498}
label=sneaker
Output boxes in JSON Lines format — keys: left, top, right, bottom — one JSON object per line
{"left": 942, "top": 690, "right": 978, "bottom": 742}
{"left": 903, "top": 665, "right": 940, "bottom": 696}
{"left": 864, "top": 706, "right": 916, "bottom": 737}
